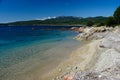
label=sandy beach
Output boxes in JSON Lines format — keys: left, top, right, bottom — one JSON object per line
{"left": 1, "top": 27, "right": 120, "bottom": 80}
{"left": 42, "top": 27, "right": 120, "bottom": 80}
{"left": 0, "top": 0, "right": 120, "bottom": 80}
{"left": 41, "top": 39, "right": 101, "bottom": 80}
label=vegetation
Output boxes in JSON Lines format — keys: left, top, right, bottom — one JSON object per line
{"left": 0, "top": 16, "right": 108, "bottom": 26}
{"left": 86, "top": 21, "right": 94, "bottom": 26}
{"left": 106, "top": 17, "right": 116, "bottom": 27}
{"left": 96, "top": 22, "right": 105, "bottom": 27}
{"left": 114, "top": 6, "right": 120, "bottom": 24}
{"left": 0, "top": 6, "right": 120, "bottom": 27}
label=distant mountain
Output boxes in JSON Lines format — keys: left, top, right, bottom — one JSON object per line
{"left": 0, "top": 16, "right": 108, "bottom": 26}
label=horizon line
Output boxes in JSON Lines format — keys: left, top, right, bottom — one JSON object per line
{"left": 0, "top": 15, "right": 111, "bottom": 24}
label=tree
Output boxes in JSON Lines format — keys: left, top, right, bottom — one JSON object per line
{"left": 86, "top": 21, "right": 94, "bottom": 26}
{"left": 97, "top": 22, "right": 105, "bottom": 27}
{"left": 106, "top": 17, "right": 116, "bottom": 27}
{"left": 114, "top": 6, "right": 120, "bottom": 24}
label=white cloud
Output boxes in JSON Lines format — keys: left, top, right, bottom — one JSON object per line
{"left": 36, "top": 16, "right": 56, "bottom": 20}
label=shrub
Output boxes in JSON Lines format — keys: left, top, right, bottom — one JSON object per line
{"left": 114, "top": 6, "right": 120, "bottom": 24}
{"left": 106, "top": 17, "right": 116, "bottom": 27}
{"left": 86, "top": 21, "right": 94, "bottom": 26}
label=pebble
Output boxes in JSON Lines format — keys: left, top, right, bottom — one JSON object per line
{"left": 73, "top": 66, "right": 78, "bottom": 70}
{"left": 99, "top": 75, "right": 102, "bottom": 78}
{"left": 75, "top": 66, "right": 78, "bottom": 69}
{"left": 59, "top": 68, "right": 62, "bottom": 72}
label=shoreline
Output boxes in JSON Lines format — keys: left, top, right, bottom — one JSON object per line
{"left": 1, "top": 26, "right": 120, "bottom": 80}
{"left": 42, "top": 40, "right": 100, "bottom": 80}
{"left": 0, "top": 31, "right": 82, "bottom": 80}
{"left": 42, "top": 26, "right": 120, "bottom": 80}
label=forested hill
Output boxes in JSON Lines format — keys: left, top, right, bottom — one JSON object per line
{"left": 0, "top": 16, "right": 108, "bottom": 26}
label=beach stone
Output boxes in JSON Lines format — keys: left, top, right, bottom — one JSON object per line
{"left": 75, "top": 67, "right": 78, "bottom": 69}
{"left": 59, "top": 68, "right": 62, "bottom": 72}
{"left": 56, "top": 76, "right": 59, "bottom": 80}
{"left": 98, "top": 75, "right": 102, "bottom": 78}
{"left": 73, "top": 66, "right": 78, "bottom": 70}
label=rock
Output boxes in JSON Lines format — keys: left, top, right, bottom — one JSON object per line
{"left": 98, "top": 75, "right": 102, "bottom": 78}
{"left": 78, "top": 27, "right": 84, "bottom": 33}
{"left": 74, "top": 27, "right": 114, "bottom": 41}
{"left": 58, "top": 68, "right": 62, "bottom": 72}
{"left": 73, "top": 66, "right": 78, "bottom": 70}
{"left": 56, "top": 76, "right": 59, "bottom": 80}
{"left": 75, "top": 67, "right": 78, "bottom": 69}
{"left": 70, "top": 27, "right": 79, "bottom": 31}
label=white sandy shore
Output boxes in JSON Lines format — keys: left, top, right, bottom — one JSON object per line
{"left": 41, "top": 39, "right": 102, "bottom": 80}
{"left": 42, "top": 27, "right": 120, "bottom": 80}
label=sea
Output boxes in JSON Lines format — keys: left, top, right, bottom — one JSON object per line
{"left": 0, "top": 26, "right": 81, "bottom": 80}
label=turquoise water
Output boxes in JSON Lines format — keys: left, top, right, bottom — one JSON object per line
{"left": 0, "top": 26, "right": 81, "bottom": 80}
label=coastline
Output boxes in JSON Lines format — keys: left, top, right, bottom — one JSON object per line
{"left": 42, "top": 26, "right": 120, "bottom": 80}
{"left": 1, "top": 26, "right": 120, "bottom": 80}
{"left": 42, "top": 39, "right": 101, "bottom": 80}
{"left": 0, "top": 29, "right": 82, "bottom": 80}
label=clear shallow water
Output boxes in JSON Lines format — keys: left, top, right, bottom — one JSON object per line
{"left": 0, "top": 26, "right": 81, "bottom": 80}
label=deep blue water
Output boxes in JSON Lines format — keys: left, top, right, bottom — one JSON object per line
{"left": 0, "top": 26, "right": 74, "bottom": 46}
{"left": 0, "top": 26, "right": 78, "bottom": 49}
{"left": 0, "top": 26, "right": 79, "bottom": 69}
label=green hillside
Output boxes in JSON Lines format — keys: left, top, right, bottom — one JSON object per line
{"left": 0, "top": 16, "right": 108, "bottom": 26}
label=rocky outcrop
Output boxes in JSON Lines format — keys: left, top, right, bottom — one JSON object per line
{"left": 74, "top": 27, "right": 114, "bottom": 41}
{"left": 70, "top": 27, "right": 84, "bottom": 33}
{"left": 70, "top": 27, "right": 79, "bottom": 31}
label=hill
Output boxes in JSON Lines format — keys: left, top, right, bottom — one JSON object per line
{"left": 0, "top": 16, "right": 108, "bottom": 26}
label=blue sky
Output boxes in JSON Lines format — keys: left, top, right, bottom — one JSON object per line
{"left": 0, "top": 0, "right": 120, "bottom": 23}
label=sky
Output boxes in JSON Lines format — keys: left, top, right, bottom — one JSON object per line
{"left": 0, "top": 0, "right": 120, "bottom": 23}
